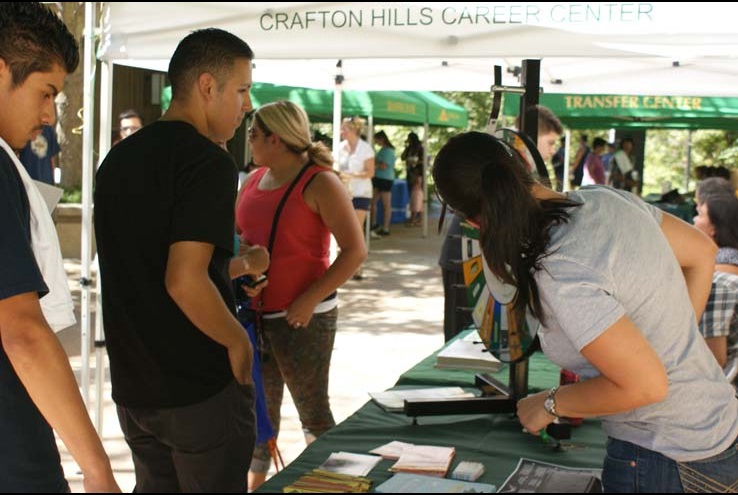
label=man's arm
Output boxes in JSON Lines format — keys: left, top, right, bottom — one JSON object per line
{"left": 165, "top": 241, "right": 253, "bottom": 385}
{"left": 0, "top": 292, "right": 119, "bottom": 492}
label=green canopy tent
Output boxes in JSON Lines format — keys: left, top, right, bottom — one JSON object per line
{"left": 503, "top": 93, "right": 738, "bottom": 130}
{"left": 161, "top": 84, "right": 467, "bottom": 127}
{"left": 504, "top": 93, "right": 738, "bottom": 197}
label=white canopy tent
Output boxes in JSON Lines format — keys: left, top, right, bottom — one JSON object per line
{"left": 80, "top": 1, "right": 738, "bottom": 426}
{"left": 100, "top": 2, "right": 738, "bottom": 95}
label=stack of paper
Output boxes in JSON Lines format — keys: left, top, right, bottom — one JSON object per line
{"left": 369, "top": 440, "right": 415, "bottom": 460}
{"left": 389, "top": 444, "right": 456, "bottom": 478}
{"left": 369, "top": 387, "right": 475, "bottom": 413}
{"left": 375, "top": 472, "right": 496, "bottom": 493}
{"left": 435, "top": 332, "right": 502, "bottom": 373}
{"left": 316, "top": 451, "right": 382, "bottom": 477}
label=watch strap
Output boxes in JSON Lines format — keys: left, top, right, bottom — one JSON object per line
{"left": 544, "top": 385, "right": 560, "bottom": 417}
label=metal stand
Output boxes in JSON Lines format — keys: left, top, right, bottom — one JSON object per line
{"left": 405, "top": 59, "right": 543, "bottom": 420}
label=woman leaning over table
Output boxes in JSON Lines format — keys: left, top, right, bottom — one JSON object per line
{"left": 432, "top": 131, "right": 738, "bottom": 493}
{"left": 237, "top": 101, "right": 366, "bottom": 491}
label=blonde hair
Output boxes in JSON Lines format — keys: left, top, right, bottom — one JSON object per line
{"left": 254, "top": 100, "right": 333, "bottom": 168}
{"left": 342, "top": 116, "right": 365, "bottom": 136}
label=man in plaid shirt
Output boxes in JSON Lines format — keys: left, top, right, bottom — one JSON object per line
{"left": 699, "top": 271, "right": 738, "bottom": 380}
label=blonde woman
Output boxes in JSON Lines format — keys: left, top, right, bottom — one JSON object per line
{"left": 236, "top": 101, "right": 366, "bottom": 490}
{"left": 337, "top": 116, "right": 375, "bottom": 279}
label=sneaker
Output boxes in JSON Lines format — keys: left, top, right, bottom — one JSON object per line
{"left": 370, "top": 231, "right": 382, "bottom": 240}
{"left": 378, "top": 229, "right": 391, "bottom": 236}
{"left": 370, "top": 223, "right": 381, "bottom": 232}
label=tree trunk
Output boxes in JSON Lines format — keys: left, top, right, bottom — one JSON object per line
{"left": 55, "top": 2, "right": 86, "bottom": 190}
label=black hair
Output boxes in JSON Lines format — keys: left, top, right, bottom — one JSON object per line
{"left": 432, "top": 131, "right": 580, "bottom": 324}
{"left": 592, "top": 137, "right": 607, "bottom": 149}
{"left": 374, "top": 130, "right": 394, "bottom": 149}
{"left": 119, "top": 108, "right": 142, "bottom": 122}
{"left": 0, "top": 3, "right": 79, "bottom": 87}
{"left": 168, "top": 28, "right": 254, "bottom": 100}
{"left": 704, "top": 194, "right": 738, "bottom": 249}
{"left": 697, "top": 177, "right": 734, "bottom": 204}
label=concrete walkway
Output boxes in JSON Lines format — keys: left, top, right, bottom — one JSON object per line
{"left": 56, "top": 219, "right": 448, "bottom": 492}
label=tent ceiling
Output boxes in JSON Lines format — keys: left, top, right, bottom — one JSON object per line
{"left": 102, "top": 2, "right": 738, "bottom": 96}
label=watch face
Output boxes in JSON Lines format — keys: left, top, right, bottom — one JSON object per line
{"left": 544, "top": 397, "right": 555, "bottom": 415}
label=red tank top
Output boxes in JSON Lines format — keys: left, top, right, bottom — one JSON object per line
{"left": 236, "top": 165, "right": 330, "bottom": 311}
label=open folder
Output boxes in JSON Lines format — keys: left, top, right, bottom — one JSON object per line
{"left": 33, "top": 180, "right": 64, "bottom": 213}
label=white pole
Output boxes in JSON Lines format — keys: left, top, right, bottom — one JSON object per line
{"left": 562, "top": 128, "right": 572, "bottom": 192}
{"left": 93, "top": 58, "right": 113, "bottom": 433}
{"left": 330, "top": 61, "right": 343, "bottom": 263}
{"left": 79, "top": 1, "right": 97, "bottom": 408}
{"left": 365, "top": 116, "right": 374, "bottom": 250}
{"left": 685, "top": 129, "right": 693, "bottom": 193}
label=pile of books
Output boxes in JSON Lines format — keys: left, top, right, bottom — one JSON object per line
{"left": 282, "top": 470, "right": 372, "bottom": 493}
{"left": 283, "top": 452, "right": 381, "bottom": 493}
{"left": 387, "top": 444, "right": 456, "bottom": 478}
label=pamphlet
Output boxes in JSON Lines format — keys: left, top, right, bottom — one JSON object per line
{"left": 316, "top": 451, "right": 382, "bottom": 477}
{"left": 375, "top": 472, "right": 496, "bottom": 493}
{"left": 369, "top": 440, "right": 415, "bottom": 460}
{"left": 498, "top": 457, "right": 603, "bottom": 493}
{"left": 33, "top": 180, "right": 64, "bottom": 213}
{"left": 389, "top": 444, "right": 455, "bottom": 478}
{"left": 369, "top": 387, "right": 476, "bottom": 413}
{"left": 435, "top": 331, "right": 502, "bottom": 373}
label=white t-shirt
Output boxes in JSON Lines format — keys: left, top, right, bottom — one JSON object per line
{"left": 612, "top": 149, "right": 633, "bottom": 174}
{"left": 535, "top": 185, "right": 738, "bottom": 462}
{"left": 338, "top": 139, "right": 373, "bottom": 199}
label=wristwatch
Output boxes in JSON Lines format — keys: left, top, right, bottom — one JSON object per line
{"left": 543, "top": 386, "right": 560, "bottom": 418}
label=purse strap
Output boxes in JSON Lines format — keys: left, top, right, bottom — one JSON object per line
{"left": 266, "top": 163, "right": 311, "bottom": 261}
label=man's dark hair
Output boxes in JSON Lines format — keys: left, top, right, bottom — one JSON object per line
{"left": 119, "top": 108, "right": 142, "bottom": 124}
{"left": 168, "top": 28, "right": 254, "bottom": 100}
{"left": 592, "top": 137, "right": 607, "bottom": 149}
{"left": 0, "top": 3, "right": 79, "bottom": 87}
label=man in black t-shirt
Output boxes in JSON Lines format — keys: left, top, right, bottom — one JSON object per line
{"left": 95, "top": 28, "right": 269, "bottom": 492}
{"left": 0, "top": 3, "right": 119, "bottom": 492}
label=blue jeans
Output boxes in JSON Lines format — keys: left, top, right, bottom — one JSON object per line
{"left": 603, "top": 436, "right": 738, "bottom": 493}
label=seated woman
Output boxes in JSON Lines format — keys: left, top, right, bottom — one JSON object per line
{"left": 693, "top": 193, "right": 738, "bottom": 373}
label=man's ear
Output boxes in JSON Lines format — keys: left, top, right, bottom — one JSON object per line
{"left": 197, "top": 72, "right": 216, "bottom": 100}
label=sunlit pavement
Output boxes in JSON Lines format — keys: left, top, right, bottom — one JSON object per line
{"left": 56, "top": 213, "right": 447, "bottom": 492}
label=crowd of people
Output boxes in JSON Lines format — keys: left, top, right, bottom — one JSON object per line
{"left": 2, "top": 3, "right": 738, "bottom": 493}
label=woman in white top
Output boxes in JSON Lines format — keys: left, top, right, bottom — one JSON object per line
{"left": 338, "top": 117, "right": 374, "bottom": 280}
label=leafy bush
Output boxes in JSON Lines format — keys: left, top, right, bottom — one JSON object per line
{"left": 60, "top": 188, "right": 82, "bottom": 204}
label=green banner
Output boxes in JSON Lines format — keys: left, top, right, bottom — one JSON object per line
{"left": 503, "top": 93, "right": 738, "bottom": 130}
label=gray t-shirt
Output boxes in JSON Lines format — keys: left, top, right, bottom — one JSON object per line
{"left": 535, "top": 185, "right": 738, "bottom": 462}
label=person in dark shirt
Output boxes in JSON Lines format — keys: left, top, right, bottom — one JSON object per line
{"left": 0, "top": 3, "right": 119, "bottom": 492}
{"left": 18, "top": 124, "right": 60, "bottom": 184}
{"left": 94, "top": 28, "right": 268, "bottom": 492}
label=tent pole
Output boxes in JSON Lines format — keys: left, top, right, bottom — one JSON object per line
{"left": 366, "top": 116, "right": 374, "bottom": 250}
{"left": 563, "top": 129, "right": 572, "bottom": 192}
{"left": 92, "top": 58, "right": 113, "bottom": 433}
{"left": 79, "top": 1, "right": 97, "bottom": 409}
{"left": 685, "top": 129, "right": 693, "bottom": 193}
{"left": 330, "top": 61, "right": 343, "bottom": 263}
